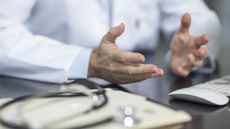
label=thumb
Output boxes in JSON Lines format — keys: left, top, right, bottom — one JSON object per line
{"left": 102, "top": 23, "right": 125, "bottom": 43}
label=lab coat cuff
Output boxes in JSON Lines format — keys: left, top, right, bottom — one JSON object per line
{"left": 68, "top": 48, "right": 93, "bottom": 80}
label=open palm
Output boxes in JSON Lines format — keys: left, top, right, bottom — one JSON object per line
{"left": 170, "top": 13, "right": 208, "bottom": 76}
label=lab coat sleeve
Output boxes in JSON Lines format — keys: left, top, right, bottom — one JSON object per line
{"left": 159, "top": 0, "right": 222, "bottom": 73}
{"left": 0, "top": 1, "right": 92, "bottom": 83}
{"left": 68, "top": 49, "right": 92, "bottom": 80}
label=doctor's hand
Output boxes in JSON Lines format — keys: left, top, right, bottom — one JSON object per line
{"left": 88, "top": 23, "right": 164, "bottom": 84}
{"left": 170, "top": 13, "right": 208, "bottom": 77}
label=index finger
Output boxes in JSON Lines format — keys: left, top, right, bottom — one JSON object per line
{"left": 113, "top": 50, "right": 145, "bottom": 63}
{"left": 117, "top": 64, "right": 161, "bottom": 75}
{"left": 195, "top": 34, "right": 209, "bottom": 47}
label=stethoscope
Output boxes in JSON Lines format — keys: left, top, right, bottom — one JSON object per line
{"left": 0, "top": 79, "right": 139, "bottom": 129}
{"left": 0, "top": 79, "right": 110, "bottom": 129}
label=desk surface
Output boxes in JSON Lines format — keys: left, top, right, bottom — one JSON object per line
{"left": 0, "top": 71, "right": 229, "bottom": 129}
{"left": 122, "top": 71, "right": 230, "bottom": 129}
{"left": 0, "top": 50, "right": 229, "bottom": 129}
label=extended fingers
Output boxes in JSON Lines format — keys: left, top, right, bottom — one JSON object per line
{"left": 194, "top": 47, "right": 208, "bottom": 58}
{"left": 174, "top": 54, "right": 200, "bottom": 77}
{"left": 110, "top": 64, "right": 164, "bottom": 84}
{"left": 114, "top": 50, "right": 145, "bottom": 63}
{"left": 114, "top": 71, "right": 163, "bottom": 84}
{"left": 174, "top": 67, "right": 190, "bottom": 77}
{"left": 195, "top": 34, "right": 209, "bottom": 47}
{"left": 185, "top": 47, "right": 208, "bottom": 67}
{"left": 179, "top": 49, "right": 208, "bottom": 76}
{"left": 107, "top": 63, "right": 164, "bottom": 84}
{"left": 126, "top": 73, "right": 159, "bottom": 82}
{"left": 115, "top": 64, "right": 164, "bottom": 75}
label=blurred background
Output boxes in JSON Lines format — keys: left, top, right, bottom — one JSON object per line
{"left": 202, "top": 1, "right": 230, "bottom": 128}
{"left": 156, "top": 0, "right": 230, "bottom": 76}
{"left": 206, "top": 0, "right": 230, "bottom": 76}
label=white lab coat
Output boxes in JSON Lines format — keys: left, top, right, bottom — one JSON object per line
{"left": 0, "top": 0, "right": 221, "bottom": 83}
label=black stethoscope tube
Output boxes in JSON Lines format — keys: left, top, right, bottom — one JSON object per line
{"left": 0, "top": 79, "right": 110, "bottom": 129}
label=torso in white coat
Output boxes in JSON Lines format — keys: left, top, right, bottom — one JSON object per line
{"left": 0, "top": 0, "right": 220, "bottom": 83}
{"left": 26, "top": 0, "right": 161, "bottom": 51}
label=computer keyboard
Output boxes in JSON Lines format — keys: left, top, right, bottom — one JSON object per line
{"left": 193, "top": 75, "right": 230, "bottom": 97}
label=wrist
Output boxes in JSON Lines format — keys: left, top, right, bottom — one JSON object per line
{"left": 88, "top": 49, "right": 98, "bottom": 77}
